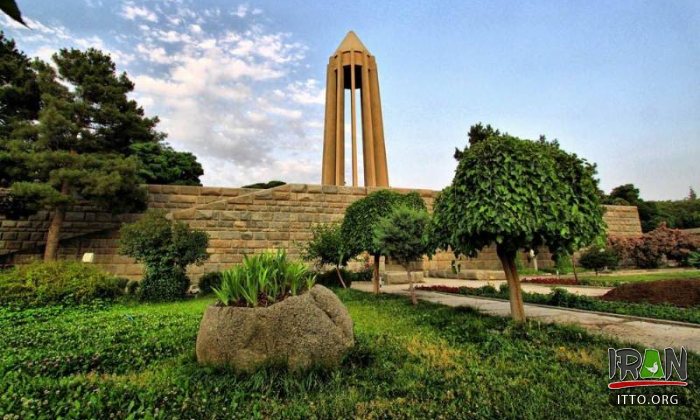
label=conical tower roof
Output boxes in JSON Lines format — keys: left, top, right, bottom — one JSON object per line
{"left": 335, "top": 31, "right": 369, "bottom": 53}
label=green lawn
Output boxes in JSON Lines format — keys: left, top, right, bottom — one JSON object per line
{"left": 1, "top": 290, "right": 697, "bottom": 418}
{"left": 578, "top": 270, "right": 700, "bottom": 287}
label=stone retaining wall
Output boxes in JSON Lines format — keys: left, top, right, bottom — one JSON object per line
{"left": 0, "top": 184, "right": 642, "bottom": 279}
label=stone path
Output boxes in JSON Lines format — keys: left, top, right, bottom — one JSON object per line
{"left": 356, "top": 278, "right": 612, "bottom": 297}
{"left": 351, "top": 279, "right": 700, "bottom": 353}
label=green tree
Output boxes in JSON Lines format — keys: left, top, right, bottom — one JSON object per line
{"left": 129, "top": 142, "right": 203, "bottom": 186}
{"left": 604, "top": 183, "right": 641, "bottom": 206}
{"left": 0, "top": 48, "right": 164, "bottom": 260}
{"left": 578, "top": 246, "right": 619, "bottom": 275}
{"left": 0, "top": 32, "right": 39, "bottom": 139}
{"left": 688, "top": 187, "right": 697, "bottom": 201}
{"left": 341, "top": 189, "right": 426, "bottom": 294}
{"left": 373, "top": 205, "right": 431, "bottom": 305}
{"left": 453, "top": 122, "right": 502, "bottom": 160}
{"left": 433, "top": 132, "right": 605, "bottom": 322}
{"left": 242, "top": 180, "right": 286, "bottom": 189}
{"left": 300, "top": 222, "right": 351, "bottom": 288}
{"left": 119, "top": 210, "right": 209, "bottom": 301}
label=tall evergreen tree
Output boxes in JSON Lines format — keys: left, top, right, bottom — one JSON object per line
{"left": 1, "top": 48, "right": 165, "bottom": 260}
{"left": 0, "top": 31, "right": 39, "bottom": 139}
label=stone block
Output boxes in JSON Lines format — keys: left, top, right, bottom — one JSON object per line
{"left": 383, "top": 271, "right": 424, "bottom": 285}
{"left": 196, "top": 210, "right": 214, "bottom": 220}
{"left": 289, "top": 184, "right": 308, "bottom": 192}
{"left": 65, "top": 212, "right": 85, "bottom": 222}
{"left": 171, "top": 195, "right": 197, "bottom": 204}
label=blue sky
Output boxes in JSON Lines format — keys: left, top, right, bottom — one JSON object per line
{"left": 3, "top": 0, "right": 698, "bottom": 199}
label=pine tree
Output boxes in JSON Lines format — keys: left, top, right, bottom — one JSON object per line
{"left": 1, "top": 47, "right": 165, "bottom": 260}
{"left": 0, "top": 31, "right": 40, "bottom": 140}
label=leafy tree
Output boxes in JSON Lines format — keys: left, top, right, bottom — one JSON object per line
{"left": 453, "top": 122, "right": 502, "bottom": 160}
{"left": 578, "top": 246, "right": 618, "bottom": 275}
{"left": 119, "top": 210, "right": 209, "bottom": 301}
{"left": 129, "top": 142, "right": 203, "bottom": 186}
{"left": 433, "top": 132, "right": 605, "bottom": 322}
{"left": 688, "top": 187, "right": 698, "bottom": 201}
{"left": 373, "top": 205, "right": 431, "bottom": 305}
{"left": 604, "top": 184, "right": 640, "bottom": 206}
{"left": 300, "top": 222, "right": 351, "bottom": 288}
{"left": 242, "top": 180, "right": 286, "bottom": 189}
{"left": 1, "top": 40, "right": 204, "bottom": 264}
{"left": 0, "top": 45, "right": 181, "bottom": 260}
{"left": 341, "top": 189, "right": 426, "bottom": 294}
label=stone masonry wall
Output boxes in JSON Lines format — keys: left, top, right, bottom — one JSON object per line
{"left": 1, "top": 184, "right": 642, "bottom": 280}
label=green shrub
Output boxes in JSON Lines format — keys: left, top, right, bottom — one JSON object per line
{"left": 126, "top": 279, "right": 140, "bottom": 295}
{"left": 349, "top": 267, "right": 373, "bottom": 282}
{"left": 315, "top": 268, "right": 353, "bottom": 288}
{"left": 197, "top": 271, "right": 222, "bottom": 295}
{"left": 0, "top": 261, "right": 123, "bottom": 307}
{"left": 115, "top": 277, "right": 130, "bottom": 290}
{"left": 689, "top": 251, "right": 700, "bottom": 268}
{"left": 578, "top": 247, "right": 618, "bottom": 274}
{"left": 119, "top": 210, "right": 209, "bottom": 301}
{"left": 214, "top": 250, "right": 315, "bottom": 307}
{"left": 555, "top": 254, "right": 573, "bottom": 274}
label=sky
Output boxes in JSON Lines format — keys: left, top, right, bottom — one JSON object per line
{"left": 2, "top": 0, "right": 698, "bottom": 200}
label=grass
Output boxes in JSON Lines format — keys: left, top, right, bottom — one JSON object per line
{"left": 418, "top": 285, "right": 700, "bottom": 324}
{"left": 577, "top": 270, "right": 700, "bottom": 287}
{"left": 1, "top": 290, "right": 698, "bottom": 418}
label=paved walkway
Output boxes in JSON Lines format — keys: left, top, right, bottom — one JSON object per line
{"left": 351, "top": 279, "right": 700, "bottom": 353}
{"left": 354, "top": 278, "right": 612, "bottom": 297}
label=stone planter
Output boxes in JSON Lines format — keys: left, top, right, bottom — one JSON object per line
{"left": 196, "top": 285, "right": 354, "bottom": 372}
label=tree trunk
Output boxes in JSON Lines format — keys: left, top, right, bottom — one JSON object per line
{"left": 571, "top": 254, "right": 579, "bottom": 283}
{"left": 43, "top": 181, "right": 70, "bottom": 261}
{"left": 407, "top": 268, "right": 417, "bottom": 305}
{"left": 372, "top": 254, "right": 380, "bottom": 294}
{"left": 496, "top": 244, "right": 526, "bottom": 322}
{"left": 335, "top": 266, "right": 347, "bottom": 288}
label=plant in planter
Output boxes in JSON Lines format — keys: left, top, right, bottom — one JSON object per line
{"left": 196, "top": 250, "right": 354, "bottom": 373}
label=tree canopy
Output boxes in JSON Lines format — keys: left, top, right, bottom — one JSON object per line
{"left": 0, "top": 38, "right": 203, "bottom": 259}
{"left": 453, "top": 122, "right": 502, "bottom": 160}
{"left": 300, "top": 222, "right": 351, "bottom": 288}
{"left": 373, "top": 205, "right": 431, "bottom": 304}
{"left": 242, "top": 180, "right": 286, "bottom": 189}
{"left": 602, "top": 183, "right": 700, "bottom": 232}
{"left": 130, "top": 142, "right": 203, "bottom": 186}
{"left": 434, "top": 130, "right": 605, "bottom": 321}
{"left": 341, "top": 189, "right": 426, "bottom": 293}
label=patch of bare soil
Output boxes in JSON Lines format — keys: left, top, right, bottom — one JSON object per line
{"left": 600, "top": 279, "right": 700, "bottom": 307}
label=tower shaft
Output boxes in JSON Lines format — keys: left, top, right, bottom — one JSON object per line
{"left": 321, "top": 32, "right": 389, "bottom": 187}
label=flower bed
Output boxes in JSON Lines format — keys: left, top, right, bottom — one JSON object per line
{"left": 521, "top": 276, "right": 579, "bottom": 285}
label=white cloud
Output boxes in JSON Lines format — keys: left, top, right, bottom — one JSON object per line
{"left": 121, "top": 3, "right": 159, "bottom": 23}
{"left": 3, "top": 1, "right": 325, "bottom": 187}
{"left": 233, "top": 4, "right": 249, "bottom": 18}
{"left": 288, "top": 79, "right": 325, "bottom": 105}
